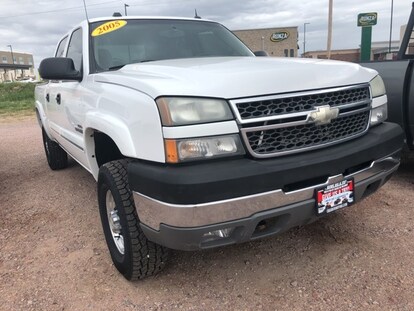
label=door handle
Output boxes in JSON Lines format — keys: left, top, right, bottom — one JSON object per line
{"left": 46, "top": 93, "right": 49, "bottom": 102}
{"left": 56, "top": 93, "right": 61, "bottom": 105}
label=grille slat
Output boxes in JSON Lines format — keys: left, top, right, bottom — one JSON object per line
{"left": 237, "top": 86, "right": 370, "bottom": 120}
{"left": 233, "top": 85, "right": 372, "bottom": 158}
{"left": 245, "top": 111, "right": 370, "bottom": 155}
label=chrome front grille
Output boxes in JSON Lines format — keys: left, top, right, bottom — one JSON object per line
{"left": 236, "top": 86, "right": 370, "bottom": 120}
{"left": 245, "top": 111, "right": 370, "bottom": 155}
{"left": 230, "top": 84, "right": 372, "bottom": 158}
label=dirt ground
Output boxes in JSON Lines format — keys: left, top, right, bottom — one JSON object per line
{"left": 0, "top": 117, "right": 413, "bottom": 311}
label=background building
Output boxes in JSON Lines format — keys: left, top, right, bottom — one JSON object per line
{"left": 371, "top": 41, "right": 400, "bottom": 60}
{"left": 400, "top": 24, "right": 414, "bottom": 55}
{"left": 0, "top": 50, "right": 35, "bottom": 82}
{"left": 303, "top": 48, "right": 360, "bottom": 62}
{"left": 303, "top": 41, "right": 400, "bottom": 62}
{"left": 233, "top": 26, "right": 298, "bottom": 57}
{"left": 303, "top": 24, "right": 410, "bottom": 62}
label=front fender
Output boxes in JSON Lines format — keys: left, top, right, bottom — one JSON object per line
{"left": 84, "top": 112, "right": 137, "bottom": 157}
{"left": 84, "top": 113, "right": 137, "bottom": 180}
{"left": 83, "top": 108, "right": 165, "bottom": 180}
{"left": 83, "top": 80, "right": 166, "bottom": 180}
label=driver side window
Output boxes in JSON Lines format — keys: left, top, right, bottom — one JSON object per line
{"left": 55, "top": 36, "right": 68, "bottom": 57}
{"left": 66, "top": 28, "right": 83, "bottom": 71}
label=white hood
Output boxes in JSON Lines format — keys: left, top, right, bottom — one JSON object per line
{"left": 94, "top": 57, "right": 378, "bottom": 99}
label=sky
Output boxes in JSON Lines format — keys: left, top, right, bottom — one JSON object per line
{"left": 0, "top": 0, "right": 411, "bottom": 67}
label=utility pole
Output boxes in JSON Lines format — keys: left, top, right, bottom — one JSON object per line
{"left": 124, "top": 3, "right": 129, "bottom": 16}
{"left": 327, "top": 0, "right": 333, "bottom": 59}
{"left": 389, "top": 0, "right": 394, "bottom": 54}
{"left": 7, "top": 44, "right": 16, "bottom": 81}
{"left": 303, "top": 22, "right": 310, "bottom": 57}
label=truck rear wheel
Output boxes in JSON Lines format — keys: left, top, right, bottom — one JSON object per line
{"left": 42, "top": 128, "right": 68, "bottom": 170}
{"left": 97, "top": 159, "right": 169, "bottom": 280}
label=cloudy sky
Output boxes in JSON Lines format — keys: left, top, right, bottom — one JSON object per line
{"left": 0, "top": 0, "right": 410, "bottom": 67}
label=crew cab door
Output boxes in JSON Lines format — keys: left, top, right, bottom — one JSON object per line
{"left": 48, "top": 27, "right": 89, "bottom": 168}
{"left": 45, "top": 36, "right": 68, "bottom": 132}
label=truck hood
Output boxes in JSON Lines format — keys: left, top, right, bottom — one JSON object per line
{"left": 93, "top": 57, "right": 378, "bottom": 99}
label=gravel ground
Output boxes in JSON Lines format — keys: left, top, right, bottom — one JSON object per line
{"left": 1, "top": 117, "right": 413, "bottom": 311}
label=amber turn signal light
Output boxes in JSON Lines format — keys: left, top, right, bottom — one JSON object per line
{"left": 164, "top": 139, "right": 178, "bottom": 163}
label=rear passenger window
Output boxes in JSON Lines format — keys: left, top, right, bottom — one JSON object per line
{"left": 55, "top": 36, "right": 68, "bottom": 57}
{"left": 66, "top": 28, "right": 83, "bottom": 71}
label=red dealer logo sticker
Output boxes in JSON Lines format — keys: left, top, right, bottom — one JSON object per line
{"left": 316, "top": 179, "right": 354, "bottom": 215}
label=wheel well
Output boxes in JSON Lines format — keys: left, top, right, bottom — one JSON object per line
{"left": 94, "top": 132, "right": 124, "bottom": 167}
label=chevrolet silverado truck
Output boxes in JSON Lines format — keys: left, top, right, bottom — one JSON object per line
{"left": 362, "top": 2, "right": 414, "bottom": 151}
{"left": 35, "top": 16, "right": 403, "bottom": 281}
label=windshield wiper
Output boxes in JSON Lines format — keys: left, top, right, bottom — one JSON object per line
{"left": 108, "top": 64, "right": 127, "bottom": 71}
{"left": 108, "top": 60, "right": 156, "bottom": 71}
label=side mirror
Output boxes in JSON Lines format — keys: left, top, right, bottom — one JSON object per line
{"left": 254, "top": 51, "right": 269, "bottom": 57}
{"left": 39, "top": 57, "right": 82, "bottom": 81}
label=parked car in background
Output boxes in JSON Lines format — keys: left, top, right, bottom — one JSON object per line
{"left": 362, "top": 2, "right": 414, "bottom": 151}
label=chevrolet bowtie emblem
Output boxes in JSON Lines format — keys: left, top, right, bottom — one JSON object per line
{"left": 309, "top": 105, "right": 339, "bottom": 125}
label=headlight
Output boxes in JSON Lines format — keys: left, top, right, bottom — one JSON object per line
{"left": 369, "top": 75, "right": 387, "bottom": 126}
{"left": 156, "top": 97, "right": 233, "bottom": 126}
{"left": 370, "top": 75, "right": 386, "bottom": 98}
{"left": 164, "top": 134, "right": 244, "bottom": 163}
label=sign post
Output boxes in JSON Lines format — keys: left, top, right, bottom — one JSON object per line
{"left": 358, "top": 12, "right": 377, "bottom": 62}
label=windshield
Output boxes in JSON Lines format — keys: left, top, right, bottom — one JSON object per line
{"left": 89, "top": 19, "right": 253, "bottom": 72}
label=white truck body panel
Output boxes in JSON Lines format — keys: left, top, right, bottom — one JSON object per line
{"left": 94, "top": 57, "right": 378, "bottom": 99}
{"left": 33, "top": 16, "right": 404, "bottom": 271}
{"left": 35, "top": 16, "right": 379, "bottom": 180}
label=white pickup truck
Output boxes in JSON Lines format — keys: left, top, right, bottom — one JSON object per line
{"left": 35, "top": 16, "right": 403, "bottom": 280}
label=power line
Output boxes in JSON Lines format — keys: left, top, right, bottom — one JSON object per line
{"left": 0, "top": 0, "right": 121, "bottom": 19}
{"left": 0, "top": 0, "right": 193, "bottom": 19}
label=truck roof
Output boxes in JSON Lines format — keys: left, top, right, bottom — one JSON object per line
{"left": 66, "top": 16, "right": 216, "bottom": 37}
{"left": 88, "top": 16, "right": 214, "bottom": 23}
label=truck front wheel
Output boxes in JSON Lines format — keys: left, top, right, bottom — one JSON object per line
{"left": 42, "top": 128, "right": 68, "bottom": 170}
{"left": 97, "top": 159, "right": 169, "bottom": 280}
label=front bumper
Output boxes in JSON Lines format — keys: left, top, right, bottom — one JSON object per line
{"left": 129, "top": 122, "right": 403, "bottom": 250}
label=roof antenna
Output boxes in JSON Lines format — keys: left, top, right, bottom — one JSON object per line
{"left": 194, "top": 9, "right": 201, "bottom": 19}
{"left": 82, "top": 0, "right": 90, "bottom": 22}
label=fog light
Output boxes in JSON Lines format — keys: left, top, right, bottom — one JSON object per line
{"left": 202, "top": 228, "right": 234, "bottom": 242}
{"left": 370, "top": 104, "right": 388, "bottom": 126}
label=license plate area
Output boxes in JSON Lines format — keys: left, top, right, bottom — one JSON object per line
{"left": 315, "top": 178, "right": 354, "bottom": 216}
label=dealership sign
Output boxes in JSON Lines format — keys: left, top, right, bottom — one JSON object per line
{"left": 358, "top": 12, "right": 377, "bottom": 62}
{"left": 270, "top": 31, "right": 289, "bottom": 42}
{"left": 357, "top": 12, "right": 377, "bottom": 27}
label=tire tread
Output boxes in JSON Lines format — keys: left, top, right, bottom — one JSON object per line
{"left": 100, "top": 159, "right": 169, "bottom": 280}
{"left": 42, "top": 128, "right": 68, "bottom": 170}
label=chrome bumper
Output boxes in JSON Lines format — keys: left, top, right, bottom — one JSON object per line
{"left": 133, "top": 153, "right": 400, "bottom": 230}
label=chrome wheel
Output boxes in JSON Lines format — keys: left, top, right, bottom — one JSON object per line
{"left": 106, "top": 190, "right": 125, "bottom": 255}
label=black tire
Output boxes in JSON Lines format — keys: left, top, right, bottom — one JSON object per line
{"left": 42, "top": 128, "right": 68, "bottom": 170}
{"left": 97, "top": 159, "right": 169, "bottom": 280}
